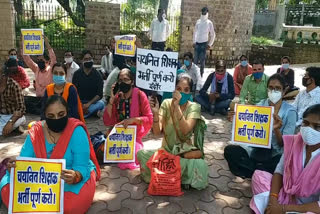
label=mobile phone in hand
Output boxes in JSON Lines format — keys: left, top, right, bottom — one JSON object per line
{"left": 113, "top": 83, "right": 119, "bottom": 95}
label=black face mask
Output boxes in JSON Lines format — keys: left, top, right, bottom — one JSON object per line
{"left": 37, "top": 61, "right": 46, "bottom": 70}
{"left": 45, "top": 115, "right": 68, "bottom": 133}
{"left": 83, "top": 61, "right": 93, "bottom": 69}
{"left": 119, "top": 82, "right": 132, "bottom": 93}
{"left": 302, "top": 77, "right": 312, "bottom": 87}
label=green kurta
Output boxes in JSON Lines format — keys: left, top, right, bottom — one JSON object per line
{"left": 137, "top": 99, "right": 208, "bottom": 190}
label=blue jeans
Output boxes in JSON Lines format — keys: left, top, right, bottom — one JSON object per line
{"left": 82, "top": 100, "right": 105, "bottom": 118}
{"left": 194, "top": 42, "right": 207, "bottom": 76}
{"left": 195, "top": 94, "right": 231, "bottom": 113}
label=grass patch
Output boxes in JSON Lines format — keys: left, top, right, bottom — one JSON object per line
{"left": 251, "top": 36, "right": 283, "bottom": 46}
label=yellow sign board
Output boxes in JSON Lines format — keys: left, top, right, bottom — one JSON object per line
{"left": 231, "top": 104, "right": 274, "bottom": 148}
{"left": 9, "top": 157, "right": 65, "bottom": 214}
{"left": 21, "top": 29, "right": 44, "bottom": 55}
{"left": 104, "top": 125, "right": 137, "bottom": 163}
{"left": 115, "top": 35, "right": 136, "bottom": 57}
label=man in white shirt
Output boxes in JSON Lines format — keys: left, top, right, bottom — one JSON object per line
{"left": 101, "top": 45, "right": 114, "bottom": 76}
{"left": 193, "top": 7, "right": 216, "bottom": 77}
{"left": 64, "top": 50, "right": 80, "bottom": 82}
{"left": 149, "top": 9, "right": 170, "bottom": 51}
{"left": 292, "top": 67, "right": 320, "bottom": 127}
{"left": 181, "top": 52, "right": 202, "bottom": 94}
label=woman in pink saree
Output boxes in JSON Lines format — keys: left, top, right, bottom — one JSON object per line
{"left": 250, "top": 104, "right": 320, "bottom": 214}
{"left": 103, "top": 68, "right": 153, "bottom": 170}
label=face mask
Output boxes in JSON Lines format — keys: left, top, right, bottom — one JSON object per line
{"left": 9, "top": 55, "right": 17, "bottom": 60}
{"left": 45, "top": 115, "right": 68, "bottom": 133}
{"left": 177, "top": 69, "right": 185, "bottom": 76}
{"left": 268, "top": 89, "right": 282, "bottom": 104}
{"left": 162, "top": 14, "right": 166, "bottom": 19}
{"left": 65, "top": 57, "right": 73, "bottom": 64}
{"left": 37, "top": 61, "right": 46, "bottom": 70}
{"left": 179, "top": 92, "right": 192, "bottom": 105}
{"left": 241, "top": 60, "right": 248, "bottom": 67}
{"left": 253, "top": 72, "right": 263, "bottom": 80}
{"left": 184, "top": 60, "right": 190, "bottom": 67}
{"left": 53, "top": 75, "right": 66, "bottom": 85}
{"left": 201, "top": 13, "right": 208, "bottom": 21}
{"left": 300, "top": 126, "right": 320, "bottom": 146}
{"left": 216, "top": 73, "right": 225, "bottom": 81}
{"left": 119, "top": 82, "right": 132, "bottom": 93}
{"left": 282, "top": 63, "right": 289, "bottom": 70}
{"left": 302, "top": 77, "right": 311, "bottom": 87}
{"left": 83, "top": 61, "right": 93, "bottom": 69}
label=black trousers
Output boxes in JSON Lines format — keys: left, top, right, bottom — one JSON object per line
{"left": 224, "top": 145, "right": 282, "bottom": 178}
{"left": 151, "top": 42, "right": 165, "bottom": 51}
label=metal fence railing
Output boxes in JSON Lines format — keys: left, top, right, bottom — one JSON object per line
{"left": 285, "top": 5, "right": 320, "bottom": 26}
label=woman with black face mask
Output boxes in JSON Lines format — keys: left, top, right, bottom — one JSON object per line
{"left": 103, "top": 68, "right": 153, "bottom": 170}
{"left": 1, "top": 95, "right": 101, "bottom": 213}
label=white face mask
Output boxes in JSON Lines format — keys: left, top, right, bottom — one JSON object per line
{"left": 201, "top": 13, "right": 208, "bottom": 21}
{"left": 301, "top": 126, "right": 320, "bottom": 146}
{"left": 162, "top": 14, "right": 166, "bottom": 19}
{"left": 65, "top": 57, "right": 73, "bottom": 64}
{"left": 268, "top": 89, "right": 282, "bottom": 104}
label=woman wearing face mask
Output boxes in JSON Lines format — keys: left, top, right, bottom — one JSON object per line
{"left": 137, "top": 74, "right": 208, "bottom": 190}
{"left": 250, "top": 104, "right": 320, "bottom": 214}
{"left": 41, "top": 63, "right": 85, "bottom": 123}
{"left": 103, "top": 68, "right": 153, "bottom": 170}
{"left": 0, "top": 95, "right": 101, "bottom": 214}
{"left": 224, "top": 74, "right": 297, "bottom": 178}
{"left": 233, "top": 55, "right": 253, "bottom": 95}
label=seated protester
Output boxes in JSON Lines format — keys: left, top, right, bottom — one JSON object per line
{"left": 292, "top": 67, "right": 320, "bottom": 128}
{"left": 103, "top": 68, "right": 153, "bottom": 170}
{"left": 233, "top": 55, "right": 253, "bottom": 95}
{"left": 239, "top": 60, "right": 269, "bottom": 105}
{"left": 0, "top": 68, "right": 26, "bottom": 136}
{"left": 5, "top": 58, "right": 30, "bottom": 89}
{"left": 72, "top": 50, "right": 104, "bottom": 118}
{"left": 41, "top": 63, "right": 85, "bottom": 123}
{"left": 276, "top": 56, "right": 299, "bottom": 99}
{"left": 195, "top": 60, "right": 235, "bottom": 115}
{"left": 101, "top": 45, "right": 114, "bottom": 77}
{"left": 137, "top": 74, "right": 208, "bottom": 190}
{"left": 8, "top": 48, "right": 24, "bottom": 67}
{"left": 64, "top": 50, "right": 80, "bottom": 83}
{"left": 181, "top": 52, "right": 202, "bottom": 93}
{"left": 224, "top": 74, "right": 297, "bottom": 178}
{"left": 0, "top": 95, "right": 101, "bottom": 213}
{"left": 250, "top": 104, "right": 320, "bottom": 214}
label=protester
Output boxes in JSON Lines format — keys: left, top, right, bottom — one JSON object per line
{"left": 233, "top": 55, "right": 253, "bottom": 95}
{"left": 239, "top": 60, "right": 269, "bottom": 105}
{"left": 224, "top": 74, "right": 297, "bottom": 178}
{"left": 195, "top": 60, "right": 235, "bottom": 115}
{"left": 72, "top": 50, "right": 104, "bottom": 118}
{"left": 0, "top": 67, "right": 26, "bottom": 136}
{"left": 250, "top": 104, "right": 320, "bottom": 214}
{"left": 193, "top": 6, "right": 216, "bottom": 76}
{"left": 0, "top": 95, "right": 101, "bottom": 213}
{"left": 5, "top": 58, "right": 30, "bottom": 89}
{"left": 181, "top": 52, "right": 202, "bottom": 93}
{"left": 64, "top": 50, "right": 80, "bottom": 83}
{"left": 292, "top": 67, "right": 320, "bottom": 127}
{"left": 149, "top": 9, "right": 170, "bottom": 51}
{"left": 137, "top": 73, "right": 208, "bottom": 190}
{"left": 8, "top": 48, "right": 24, "bottom": 67}
{"left": 41, "top": 63, "right": 85, "bottom": 123}
{"left": 101, "top": 45, "right": 114, "bottom": 77}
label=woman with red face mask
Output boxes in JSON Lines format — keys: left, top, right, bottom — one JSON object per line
{"left": 195, "top": 60, "right": 235, "bottom": 116}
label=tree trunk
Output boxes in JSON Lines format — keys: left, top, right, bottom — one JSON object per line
{"left": 56, "top": 0, "right": 85, "bottom": 27}
{"left": 159, "top": 0, "right": 169, "bottom": 14}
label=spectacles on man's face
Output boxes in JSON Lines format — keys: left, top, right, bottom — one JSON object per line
{"left": 118, "top": 78, "right": 131, "bottom": 84}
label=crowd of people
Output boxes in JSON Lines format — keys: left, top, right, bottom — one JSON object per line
{"left": 0, "top": 6, "right": 320, "bottom": 214}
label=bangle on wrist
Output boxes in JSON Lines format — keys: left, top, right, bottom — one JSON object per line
{"left": 270, "top": 193, "right": 279, "bottom": 199}
{"left": 73, "top": 171, "right": 82, "bottom": 184}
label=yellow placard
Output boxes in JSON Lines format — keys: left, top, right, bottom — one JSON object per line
{"left": 21, "top": 29, "right": 44, "bottom": 55}
{"left": 104, "top": 125, "right": 137, "bottom": 163}
{"left": 231, "top": 104, "right": 274, "bottom": 148}
{"left": 9, "top": 157, "right": 65, "bottom": 214}
{"left": 114, "top": 35, "right": 136, "bottom": 57}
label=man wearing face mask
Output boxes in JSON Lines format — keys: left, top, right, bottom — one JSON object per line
{"left": 5, "top": 58, "right": 30, "bottom": 90}
{"left": 292, "top": 67, "right": 320, "bottom": 127}
{"left": 181, "top": 52, "right": 202, "bottom": 94}
{"left": 8, "top": 48, "right": 24, "bottom": 67}
{"left": 101, "top": 45, "right": 114, "bottom": 77}
{"left": 239, "top": 60, "right": 269, "bottom": 105}
{"left": 149, "top": 9, "right": 170, "bottom": 51}
{"left": 72, "top": 50, "right": 104, "bottom": 118}
{"left": 193, "top": 6, "right": 216, "bottom": 77}
{"left": 64, "top": 50, "right": 79, "bottom": 83}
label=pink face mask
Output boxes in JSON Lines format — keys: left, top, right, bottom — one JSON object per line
{"left": 216, "top": 73, "right": 225, "bottom": 81}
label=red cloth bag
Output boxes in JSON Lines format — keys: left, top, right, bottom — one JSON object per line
{"left": 146, "top": 149, "right": 183, "bottom": 196}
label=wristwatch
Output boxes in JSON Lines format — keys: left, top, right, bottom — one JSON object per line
{"left": 8, "top": 119, "right": 13, "bottom": 124}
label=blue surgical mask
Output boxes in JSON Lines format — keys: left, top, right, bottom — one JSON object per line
{"left": 53, "top": 75, "right": 66, "bottom": 85}
{"left": 282, "top": 63, "right": 289, "bottom": 70}
{"left": 184, "top": 60, "right": 190, "bottom": 67}
{"left": 9, "top": 55, "right": 17, "bottom": 60}
{"left": 241, "top": 60, "right": 248, "bottom": 67}
{"left": 179, "top": 92, "right": 192, "bottom": 105}
{"left": 253, "top": 72, "right": 263, "bottom": 80}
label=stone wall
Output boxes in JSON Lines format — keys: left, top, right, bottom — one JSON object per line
{"left": 0, "top": 0, "right": 15, "bottom": 66}
{"left": 180, "top": 0, "right": 256, "bottom": 67}
{"left": 85, "top": 1, "right": 120, "bottom": 64}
